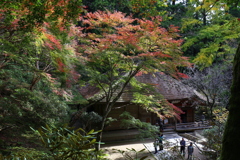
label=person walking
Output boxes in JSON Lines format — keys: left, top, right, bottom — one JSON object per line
{"left": 153, "top": 138, "right": 159, "bottom": 154}
{"left": 180, "top": 138, "right": 186, "bottom": 156}
{"left": 158, "top": 134, "right": 163, "bottom": 151}
{"left": 187, "top": 142, "right": 194, "bottom": 160}
{"left": 159, "top": 120, "right": 164, "bottom": 132}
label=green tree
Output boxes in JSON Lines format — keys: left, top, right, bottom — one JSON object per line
{"left": 82, "top": 0, "right": 167, "bottom": 18}
{"left": 181, "top": 0, "right": 239, "bottom": 69}
{"left": 82, "top": 0, "right": 131, "bottom": 13}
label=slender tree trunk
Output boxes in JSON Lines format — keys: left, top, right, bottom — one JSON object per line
{"left": 94, "top": 70, "right": 140, "bottom": 151}
{"left": 95, "top": 117, "right": 106, "bottom": 151}
{"left": 220, "top": 43, "right": 240, "bottom": 160}
{"left": 95, "top": 104, "right": 112, "bottom": 151}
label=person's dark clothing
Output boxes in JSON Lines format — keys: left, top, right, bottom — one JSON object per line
{"left": 156, "top": 118, "right": 164, "bottom": 132}
{"left": 180, "top": 139, "right": 186, "bottom": 155}
{"left": 187, "top": 145, "right": 194, "bottom": 159}
{"left": 158, "top": 135, "right": 163, "bottom": 151}
{"left": 159, "top": 123, "right": 163, "bottom": 132}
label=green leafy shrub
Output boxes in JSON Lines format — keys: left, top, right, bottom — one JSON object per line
{"left": 201, "top": 109, "right": 228, "bottom": 159}
{"left": 120, "top": 111, "right": 159, "bottom": 139}
{"left": 70, "top": 111, "right": 103, "bottom": 132}
{"left": 0, "top": 147, "right": 50, "bottom": 160}
{"left": 0, "top": 124, "right": 107, "bottom": 160}
{"left": 31, "top": 124, "right": 106, "bottom": 160}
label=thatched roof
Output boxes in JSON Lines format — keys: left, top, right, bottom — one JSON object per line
{"left": 79, "top": 72, "right": 197, "bottom": 103}
{"left": 135, "top": 72, "right": 195, "bottom": 101}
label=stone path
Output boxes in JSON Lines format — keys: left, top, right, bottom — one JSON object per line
{"left": 103, "top": 139, "right": 156, "bottom": 160}
{"left": 103, "top": 131, "right": 207, "bottom": 160}
{"left": 143, "top": 133, "right": 206, "bottom": 160}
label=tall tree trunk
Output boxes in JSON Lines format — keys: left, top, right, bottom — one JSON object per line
{"left": 220, "top": 43, "right": 240, "bottom": 160}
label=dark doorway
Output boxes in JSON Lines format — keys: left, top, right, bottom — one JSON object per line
{"left": 180, "top": 110, "right": 187, "bottom": 123}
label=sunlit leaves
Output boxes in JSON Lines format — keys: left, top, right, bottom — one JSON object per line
{"left": 181, "top": 0, "right": 240, "bottom": 69}
{"left": 182, "top": 17, "right": 240, "bottom": 69}
{"left": 181, "top": 18, "right": 202, "bottom": 32}
{"left": 78, "top": 10, "right": 189, "bottom": 76}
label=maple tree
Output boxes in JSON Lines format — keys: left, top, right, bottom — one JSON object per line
{"left": 0, "top": 0, "right": 83, "bottom": 93}
{"left": 0, "top": 0, "right": 83, "bottom": 148}
{"left": 73, "top": 10, "right": 190, "bottom": 150}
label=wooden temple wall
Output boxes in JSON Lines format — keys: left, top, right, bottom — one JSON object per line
{"left": 94, "top": 103, "right": 195, "bottom": 131}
